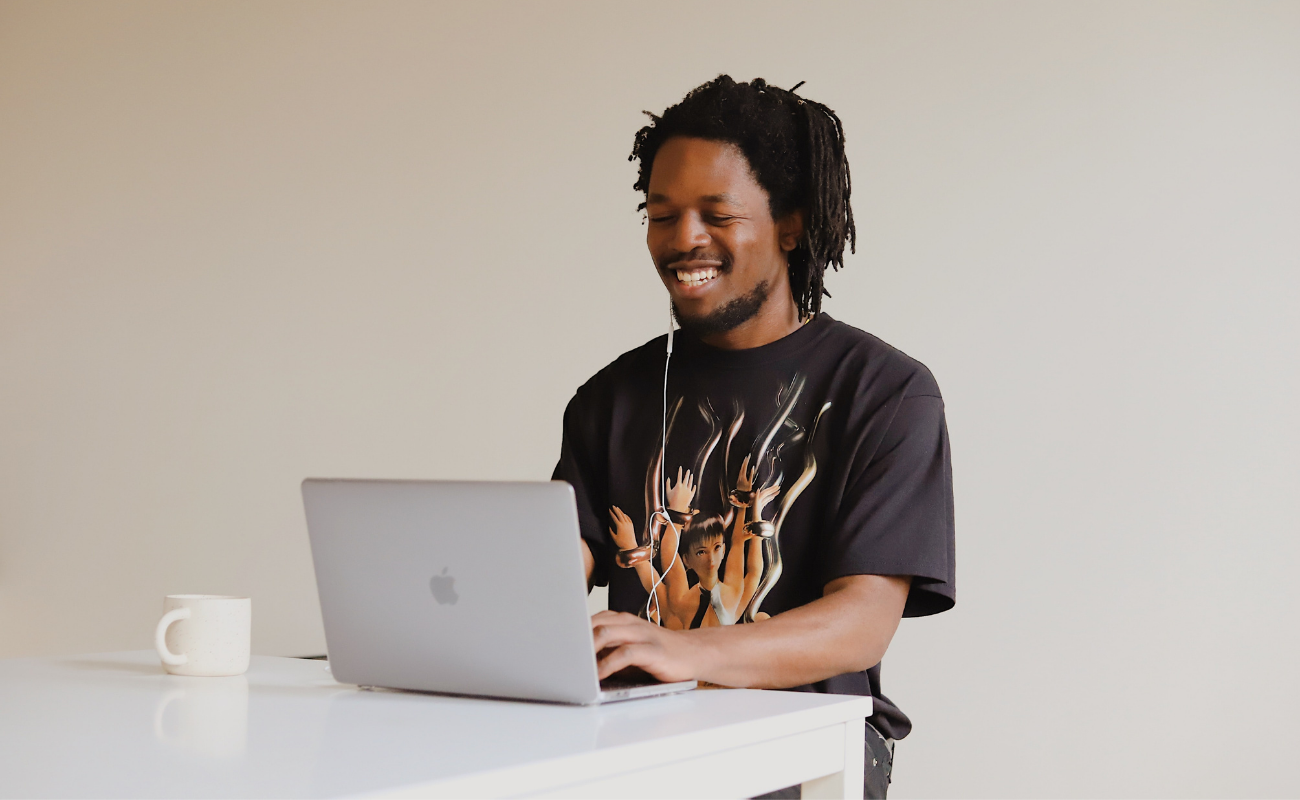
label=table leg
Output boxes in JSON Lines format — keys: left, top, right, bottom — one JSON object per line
{"left": 800, "top": 717, "right": 865, "bottom": 800}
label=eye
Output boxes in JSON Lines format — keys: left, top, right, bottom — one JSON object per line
{"left": 707, "top": 215, "right": 735, "bottom": 225}
{"left": 648, "top": 214, "right": 676, "bottom": 224}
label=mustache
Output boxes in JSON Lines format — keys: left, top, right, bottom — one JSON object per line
{"left": 655, "top": 248, "right": 733, "bottom": 273}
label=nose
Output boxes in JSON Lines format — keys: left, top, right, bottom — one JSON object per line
{"left": 668, "top": 211, "right": 711, "bottom": 256}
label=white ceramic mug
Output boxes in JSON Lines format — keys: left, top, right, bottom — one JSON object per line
{"left": 154, "top": 595, "right": 251, "bottom": 676}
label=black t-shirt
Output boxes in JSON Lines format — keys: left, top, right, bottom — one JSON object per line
{"left": 552, "top": 313, "right": 955, "bottom": 739}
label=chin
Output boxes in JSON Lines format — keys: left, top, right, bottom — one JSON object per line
{"left": 672, "top": 280, "right": 769, "bottom": 338}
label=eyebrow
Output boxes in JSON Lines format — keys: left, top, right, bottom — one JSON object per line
{"left": 645, "top": 192, "right": 744, "bottom": 206}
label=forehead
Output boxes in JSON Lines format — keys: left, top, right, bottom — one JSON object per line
{"left": 646, "top": 136, "right": 767, "bottom": 207}
{"left": 689, "top": 533, "right": 725, "bottom": 550}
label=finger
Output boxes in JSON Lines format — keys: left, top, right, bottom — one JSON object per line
{"left": 591, "top": 616, "right": 656, "bottom": 651}
{"left": 593, "top": 624, "right": 651, "bottom": 654}
{"left": 591, "top": 613, "right": 653, "bottom": 642}
{"left": 596, "top": 643, "right": 659, "bottom": 680}
{"left": 591, "top": 610, "right": 640, "bottom": 627}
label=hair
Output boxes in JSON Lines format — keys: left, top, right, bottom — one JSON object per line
{"left": 629, "top": 75, "right": 856, "bottom": 319}
{"left": 678, "top": 516, "right": 725, "bottom": 558}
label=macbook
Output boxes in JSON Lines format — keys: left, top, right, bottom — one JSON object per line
{"left": 301, "top": 478, "right": 695, "bottom": 704}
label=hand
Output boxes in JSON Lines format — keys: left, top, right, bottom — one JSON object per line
{"left": 608, "top": 506, "right": 638, "bottom": 551}
{"left": 752, "top": 483, "right": 781, "bottom": 519}
{"left": 665, "top": 467, "right": 697, "bottom": 513}
{"left": 591, "top": 610, "right": 701, "bottom": 682}
{"left": 735, "top": 455, "right": 755, "bottom": 492}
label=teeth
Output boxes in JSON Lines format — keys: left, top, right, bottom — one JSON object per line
{"left": 675, "top": 267, "right": 718, "bottom": 287}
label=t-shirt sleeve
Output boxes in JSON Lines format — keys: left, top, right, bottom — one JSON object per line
{"left": 551, "top": 388, "right": 612, "bottom": 588}
{"left": 823, "top": 390, "right": 956, "bottom": 617}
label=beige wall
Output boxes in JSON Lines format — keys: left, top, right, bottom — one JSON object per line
{"left": 2, "top": 1, "right": 1297, "bottom": 796}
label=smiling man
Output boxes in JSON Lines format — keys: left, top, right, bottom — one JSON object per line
{"left": 553, "top": 76, "right": 955, "bottom": 798}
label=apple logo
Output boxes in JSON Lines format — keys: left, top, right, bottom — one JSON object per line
{"left": 429, "top": 567, "right": 458, "bottom": 605}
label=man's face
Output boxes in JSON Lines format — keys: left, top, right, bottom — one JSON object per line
{"left": 645, "top": 137, "right": 800, "bottom": 338}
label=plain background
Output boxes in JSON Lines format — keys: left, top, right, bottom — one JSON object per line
{"left": 2, "top": 1, "right": 1297, "bottom": 796}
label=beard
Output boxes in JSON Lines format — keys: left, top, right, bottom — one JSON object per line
{"left": 672, "top": 279, "right": 771, "bottom": 339}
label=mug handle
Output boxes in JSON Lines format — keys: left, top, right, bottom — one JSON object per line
{"left": 155, "top": 608, "right": 191, "bottom": 666}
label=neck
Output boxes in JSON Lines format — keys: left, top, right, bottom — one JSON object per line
{"left": 697, "top": 573, "right": 719, "bottom": 591}
{"left": 699, "top": 292, "right": 802, "bottom": 350}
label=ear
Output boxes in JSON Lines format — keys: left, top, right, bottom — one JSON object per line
{"left": 777, "top": 209, "right": 805, "bottom": 252}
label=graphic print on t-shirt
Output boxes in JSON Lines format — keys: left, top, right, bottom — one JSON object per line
{"left": 606, "top": 373, "right": 830, "bottom": 630}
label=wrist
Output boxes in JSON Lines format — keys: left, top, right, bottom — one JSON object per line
{"left": 667, "top": 507, "right": 695, "bottom": 528}
{"left": 682, "top": 625, "right": 731, "bottom": 686}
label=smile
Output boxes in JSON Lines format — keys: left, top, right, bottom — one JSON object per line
{"left": 675, "top": 267, "right": 718, "bottom": 287}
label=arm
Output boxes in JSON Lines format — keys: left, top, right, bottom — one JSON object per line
{"left": 718, "top": 456, "right": 756, "bottom": 607}
{"left": 721, "top": 482, "right": 778, "bottom": 611}
{"left": 657, "top": 509, "right": 692, "bottom": 624}
{"left": 659, "top": 469, "right": 695, "bottom": 614}
{"left": 591, "top": 573, "right": 911, "bottom": 687}
{"left": 719, "top": 497, "right": 749, "bottom": 603}
{"left": 739, "top": 532, "right": 765, "bottom": 611}
{"left": 608, "top": 507, "right": 667, "bottom": 605}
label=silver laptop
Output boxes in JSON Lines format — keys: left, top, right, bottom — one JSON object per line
{"left": 301, "top": 478, "right": 696, "bottom": 704}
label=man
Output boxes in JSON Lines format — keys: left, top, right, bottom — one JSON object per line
{"left": 553, "top": 75, "right": 955, "bottom": 798}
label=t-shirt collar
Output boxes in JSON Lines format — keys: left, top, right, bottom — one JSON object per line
{"left": 674, "top": 313, "right": 835, "bottom": 368}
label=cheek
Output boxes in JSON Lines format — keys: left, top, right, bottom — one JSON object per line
{"left": 716, "top": 230, "right": 770, "bottom": 273}
{"left": 647, "top": 223, "right": 679, "bottom": 255}
{"left": 722, "top": 226, "right": 759, "bottom": 249}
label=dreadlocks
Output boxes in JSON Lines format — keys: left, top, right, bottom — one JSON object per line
{"left": 629, "top": 75, "right": 856, "bottom": 320}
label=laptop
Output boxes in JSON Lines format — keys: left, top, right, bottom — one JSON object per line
{"left": 301, "top": 478, "right": 696, "bottom": 704}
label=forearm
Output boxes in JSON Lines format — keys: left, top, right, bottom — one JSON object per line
{"left": 632, "top": 562, "right": 660, "bottom": 595}
{"left": 721, "top": 514, "right": 747, "bottom": 588}
{"left": 685, "top": 574, "right": 910, "bottom": 689}
{"left": 740, "top": 538, "right": 763, "bottom": 603}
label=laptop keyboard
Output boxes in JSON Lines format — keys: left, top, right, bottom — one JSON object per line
{"left": 599, "top": 675, "right": 663, "bottom": 691}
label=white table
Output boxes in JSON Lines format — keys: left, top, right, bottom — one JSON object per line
{"left": 0, "top": 651, "right": 870, "bottom": 798}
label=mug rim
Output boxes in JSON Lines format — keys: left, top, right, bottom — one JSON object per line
{"left": 166, "top": 594, "right": 250, "bottom": 601}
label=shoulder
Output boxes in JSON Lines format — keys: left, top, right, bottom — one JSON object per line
{"left": 818, "top": 316, "right": 942, "bottom": 401}
{"left": 566, "top": 334, "right": 668, "bottom": 408}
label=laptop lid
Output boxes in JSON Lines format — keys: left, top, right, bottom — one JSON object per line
{"left": 302, "top": 479, "right": 603, "bottom": 704}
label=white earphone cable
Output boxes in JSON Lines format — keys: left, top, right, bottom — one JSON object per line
{"left": 644, "top": 304, "right": 678, "bottom": 624}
